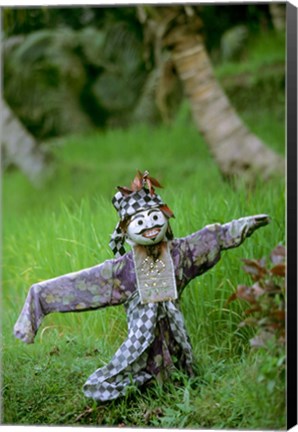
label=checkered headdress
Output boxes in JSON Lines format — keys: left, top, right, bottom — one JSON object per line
{"left": 109, "top": 171, "right": 174, "bottom": 257}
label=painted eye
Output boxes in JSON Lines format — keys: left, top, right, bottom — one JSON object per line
{"left": 138, "top": 220, "right": 143, "bottom": 225}
{"left": 153, "top": 214, "right": 159, "bottom": 221}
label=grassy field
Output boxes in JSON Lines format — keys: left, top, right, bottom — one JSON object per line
{"left": 2, "top": 96, "right": 286, "bottom": 429}
{"left": 2, "top": 28, "right": 286, "bottom": 428}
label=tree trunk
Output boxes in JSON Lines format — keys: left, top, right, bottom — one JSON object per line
{"left": 142, "top": 7, "right": 285, "bottom": 185}
{"left": 170, "top": 29, "right": 284, "bottom": 183}
{"left": 1, "top": 99, "right": 49, "bottom": 183}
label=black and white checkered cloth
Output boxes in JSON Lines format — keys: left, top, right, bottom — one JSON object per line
{"left": 83, "top": 293, "right": 193, "bottom": 401}
{"left": 83, "top": 294, "right": 157, "bottom": 400}
{"left": 112, "top": 189, "right": 164, "bottom": 221}
{"left": 109, "top": 222, "right": 126, "bottom": 258}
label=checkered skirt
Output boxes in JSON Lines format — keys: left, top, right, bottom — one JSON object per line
{"left": 83, "top": 293, "right": 193, "bottom": 401}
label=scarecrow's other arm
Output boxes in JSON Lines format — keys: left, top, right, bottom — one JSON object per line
{"left": 14, "top": 257, "right": 130, "bottom": 344}
{"left": 176, "top": 214, "right": 270, "bottom": 287}
{"left": 215, "top": 214, "right": 270, "bottom": 250}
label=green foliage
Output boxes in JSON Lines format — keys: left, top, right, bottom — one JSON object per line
{"left": 227, "top": 244, "right": 286, "bottom": 399}
{"left": 92, "top": 22, "right": 147, "bottom": 117}
{"left": 78, "top": 26, "right": 106, "bottom": 67}
{"left": 216, "top": 29, "right": 285, "bottom": 126}
{"left": 228, "top": 244, "right": 285, "bottom": 349}
{"left": 3, "top": 5, "right": 285, "bottom": 141}
{"left": 200, "top": 3, "right": 272, "bottom": 54}
{"left": 2, "top": 103, "right": 285, "bottom": 428}
{"left": 3, "top": 27, "right": 93, "bottom": 138}
{"left": 3, "top": 19, "right": 147, "bottom": 137}
{"left": 216, "top": 30, "right": 285, "bottom": 76}
{"left": 2, "top": 7, "right": 140, "bottom": 37}
{"left": 220, "top": 25, "right": 249, "bottom": 61}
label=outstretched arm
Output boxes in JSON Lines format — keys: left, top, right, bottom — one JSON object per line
{"left": 14, "top": 256, "right": 133, "bottom": 344}
{"left": 216, "top": 214, "right": 270, "bottom": 250}
{"left": 174, "top": 214, "right": 270, "bottom": 290}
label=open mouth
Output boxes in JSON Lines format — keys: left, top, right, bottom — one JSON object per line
{"left": 142, "top": 228, "right": 161, "bottom": 239}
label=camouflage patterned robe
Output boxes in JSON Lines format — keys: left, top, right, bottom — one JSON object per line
{"left": 14, "top": 216, "right": 265, "bottom": 401}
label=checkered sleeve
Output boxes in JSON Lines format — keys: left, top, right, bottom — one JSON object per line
{"left": 14, "top": 257, "right": 131, "bottom": 344}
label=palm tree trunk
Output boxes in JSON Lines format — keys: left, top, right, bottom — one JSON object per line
{"left": 170, "top": 30, "right": 284, "bottom": 183}
{"left": 144, "top": 6, "right": 285, "bottom": 184}
{"left": 1, "top": 99, "right": 48, "bottom": 183}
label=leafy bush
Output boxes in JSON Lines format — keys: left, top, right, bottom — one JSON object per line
{"left": 227, "top": 244, "right": 286, "bottom": 397}
{"left": 3, "top": 23, "right": 149, "bottom": 138}
{"left": 228, "top": 244, "right": 285, "bottom": 350}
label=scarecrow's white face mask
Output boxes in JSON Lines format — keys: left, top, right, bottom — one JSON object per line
{"left": 126, "top": 208, "right": 168, "bottom": 246}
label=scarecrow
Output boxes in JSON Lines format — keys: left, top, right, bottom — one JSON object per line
{"left": 14, "top": 170, "right": 270, "bottom": 402}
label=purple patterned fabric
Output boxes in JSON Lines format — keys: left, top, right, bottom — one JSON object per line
{"left": 14, "top": 215, "right": 269, "bottom": 401}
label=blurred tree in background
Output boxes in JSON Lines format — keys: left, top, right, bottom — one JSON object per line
{"left": 139, "top": 5, "right": 284, "bottom": 183}
{"left": 1, "top": 97, "right": 49, "bottom": 182}
{"left": 2, "top": 4, "right": 285, "bottom": 183}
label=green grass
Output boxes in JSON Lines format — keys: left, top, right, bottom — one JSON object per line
{"left": 215, "top": 30, "right": 285, "bottom": 137}
{"left": 2, "top": 99, "right": 286, "bottom": 427}
{"left": 2, "top": 23, "right": 286, "bottom": 428}
{"left": 215, "top": 30, "right": 285, "bottom": 79}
